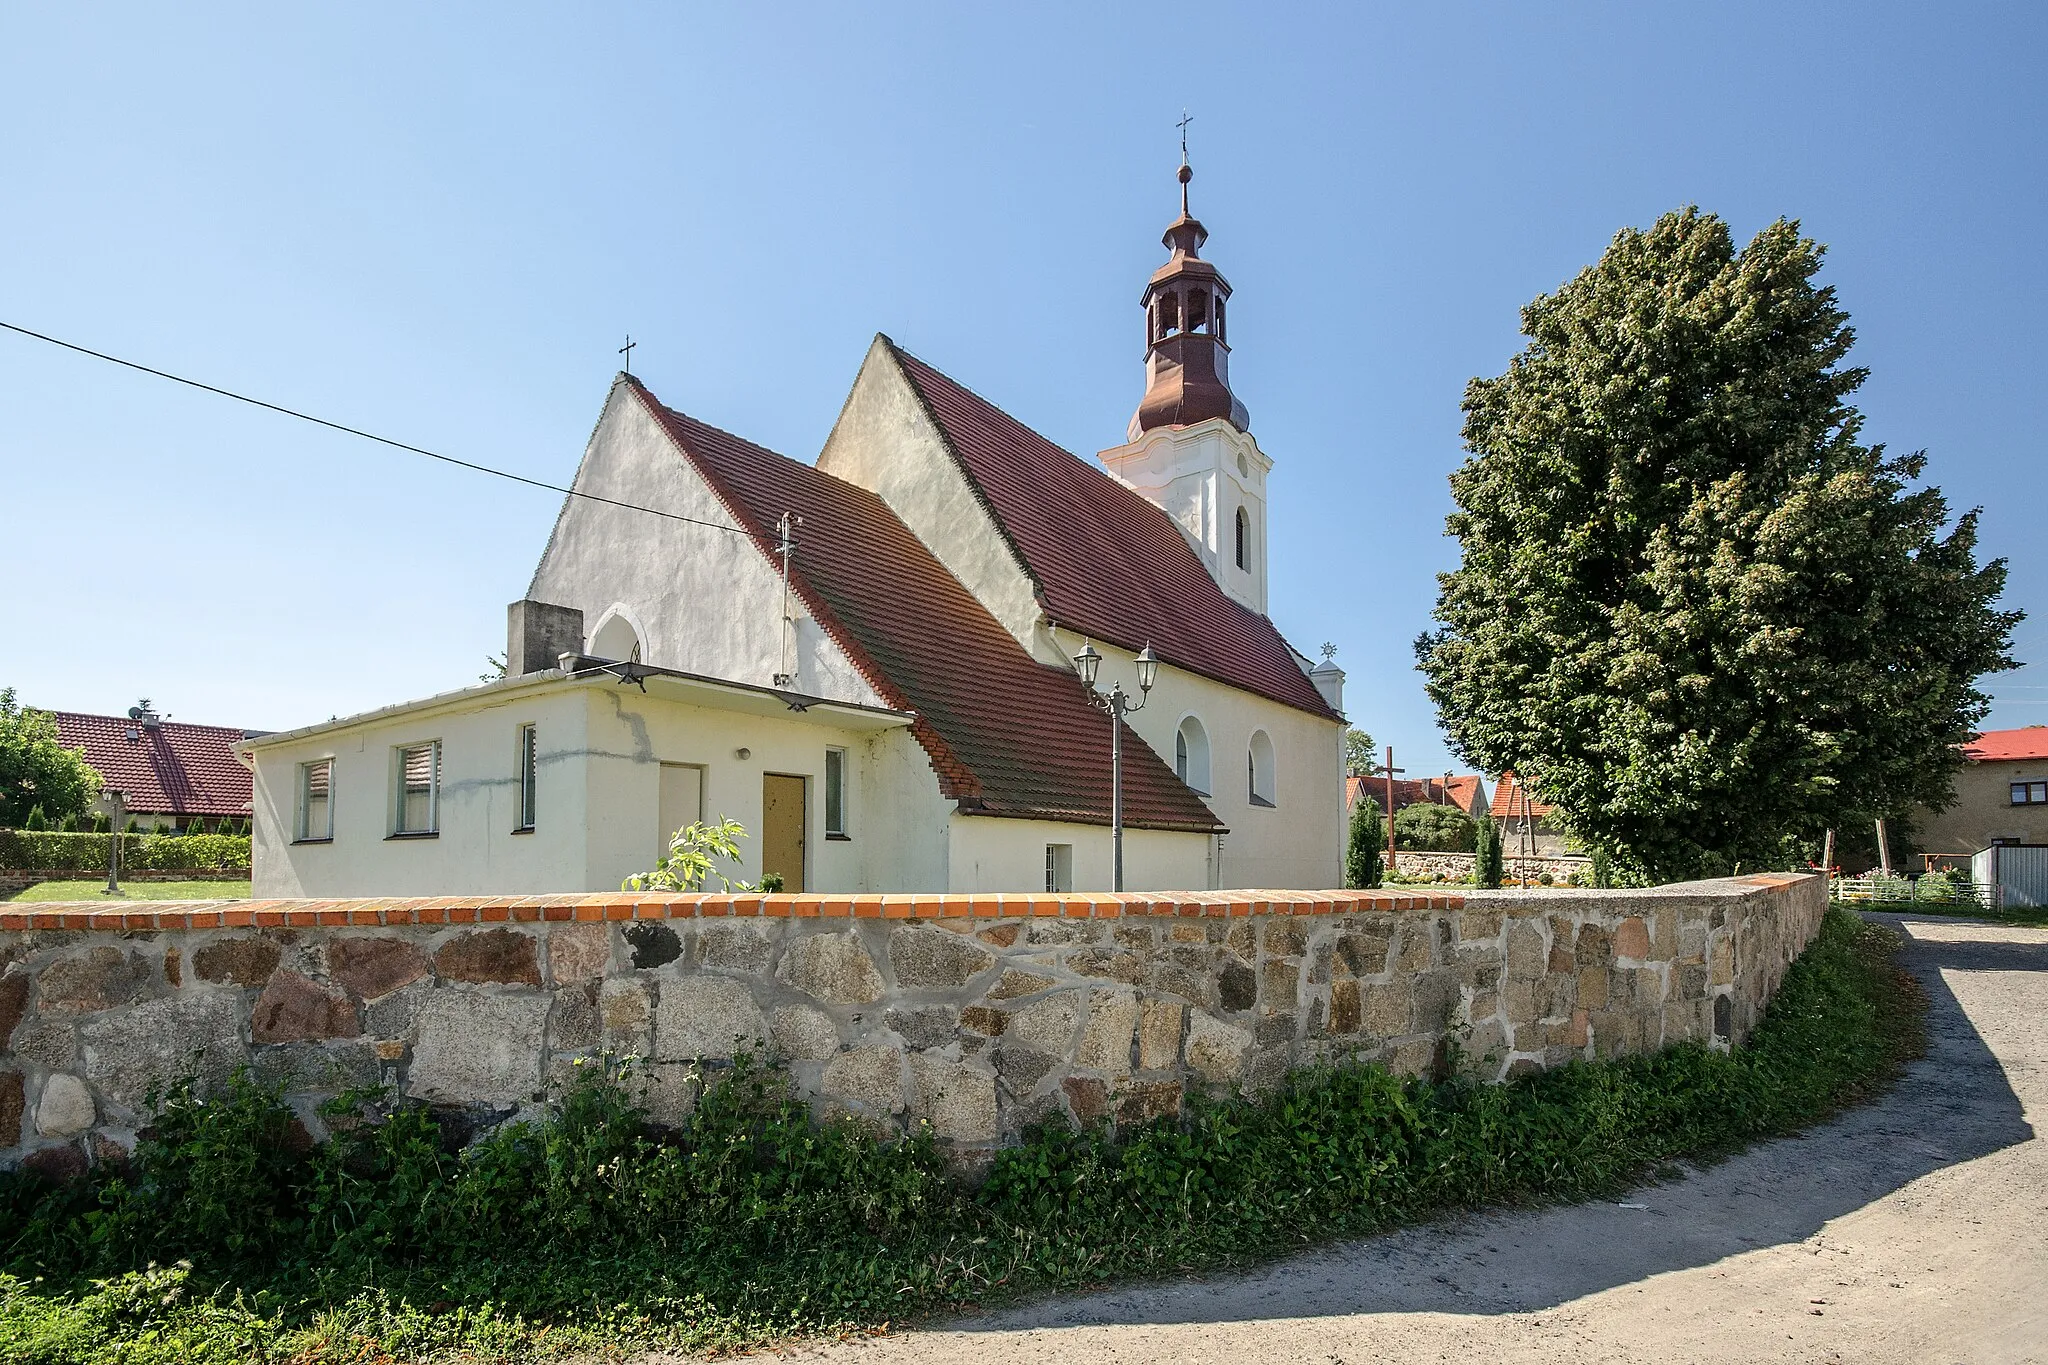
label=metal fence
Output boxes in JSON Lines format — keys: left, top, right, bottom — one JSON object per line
{"left": 1831, "top": 874, "right": 2000, "bottom": 909}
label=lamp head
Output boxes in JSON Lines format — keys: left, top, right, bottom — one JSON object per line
{"left": 1072, "top": 642, "right": 1102, "bottom": 689}
{"left": 1135, "top": 643, "right": 1160, "bottom": 693}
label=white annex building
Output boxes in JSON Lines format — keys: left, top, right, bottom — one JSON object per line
{"left": 241, "top": 171, "right": 1349, "bottom": 896}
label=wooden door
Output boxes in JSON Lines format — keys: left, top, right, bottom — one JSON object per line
{"left": 761, "top": 773, "right": 807, "bottom": 893}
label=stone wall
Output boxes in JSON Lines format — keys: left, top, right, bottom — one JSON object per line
{"left": 0, "top": 875, "right": 1824, "bottom": 1178}
{"left": 1393, "top": 851, "right": 1592, "bottom": 883}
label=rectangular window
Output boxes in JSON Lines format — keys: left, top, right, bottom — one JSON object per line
{"left": 298, "top": 759, "right": 333, "bottom": 842}
{"left": 1045, "top": 843, "right": 1074, "bottom": 893}
{"left": 515, "top": 725, "right": 537, "bottom": 830}
{"left": 2013, "top": 781, "right": 2048, "bottom": 805}
{"left": 394, "top": 741, "right": 439, "bottom": 835}
{"left": 824, "top": 746, "right": 848, "bottom": 837}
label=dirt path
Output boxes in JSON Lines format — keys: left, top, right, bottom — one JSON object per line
{"left": 773, "top": 916, "right": 2047, "bottom": 1365}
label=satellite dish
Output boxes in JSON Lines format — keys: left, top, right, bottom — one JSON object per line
{"left": 127, "top": 706, "right": 143, "bottom": 720}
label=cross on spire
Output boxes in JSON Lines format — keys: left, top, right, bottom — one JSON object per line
{"left": 1176, "top": 111, "right": 1194, "bottom": 216}
{"left": 619, "top": 334, "right": 636, "bottom": 374}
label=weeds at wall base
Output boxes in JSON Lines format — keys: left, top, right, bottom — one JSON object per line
{"left": 0, "top": 910, "right": 1920, "bottom": 1364}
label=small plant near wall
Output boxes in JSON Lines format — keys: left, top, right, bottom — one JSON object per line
{"left": 625, "top": 817, "right": 766, "bottom": 893}
{"left": 1474, "top": 818, "right": 1504, "bottom": 889}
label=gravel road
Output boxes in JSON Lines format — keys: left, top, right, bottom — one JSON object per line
{"left": 772, "top": 914, "right": 2047, "bottom": 1365}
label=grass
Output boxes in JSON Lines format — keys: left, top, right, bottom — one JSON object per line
{"left": 1843, "top": 897, "right": 2048, "bottom": 929}
{"left": 1, "top": 880, "right": 250, "bottom": 903}
{"left": 0, "top": 908, "right": 1921, "bottom": 1364}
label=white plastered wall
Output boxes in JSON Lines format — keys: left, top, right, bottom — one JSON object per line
{"left": 1098, "top": 418, "right": 1271, "bottom": 616}
{"left": 815, "top": 339, "right": 1047, "bottom": 652}
{"left": 526, "top": 381, "right": 884, "bottom": 707}
{"left": 1046, "top": 634, "right": 1343, "bottom": 890}
{"left": 946, "top": 814, "right": 1210, "bottom": 894}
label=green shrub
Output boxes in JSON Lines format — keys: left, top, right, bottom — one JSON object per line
{"left": 0, "top": 831, "right": 250, "bottom": 872}
{"left": 1393, "top": 803, "right": 1477, "bottom": 852}
{"left": 21, "top": 806, "right": 45, "bottom": 832}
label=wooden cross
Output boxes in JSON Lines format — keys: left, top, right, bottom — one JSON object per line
{"left": 1372, "top": 746, "right": 1405, "bottom": 873}
{"left": 619, "top": 335, "right": 636, "bottom": 374}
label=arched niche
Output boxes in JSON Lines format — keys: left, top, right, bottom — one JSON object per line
{"left": 1175, "top": 715, "right": 1212, "bottom": 796}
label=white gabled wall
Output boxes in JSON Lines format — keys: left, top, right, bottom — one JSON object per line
{"left": 947, "top": 815, "right": 1211, "bottom": 893}
{"left": 526, "top": 381, "right": 885, "bottom": 707}
{"left": 1047, "top": 633, "right": 1344, "bottom": 889}
{"left": 816, "top": 339, "right": 1047, "bottom": 655}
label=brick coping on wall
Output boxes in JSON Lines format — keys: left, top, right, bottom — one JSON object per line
{"left": 0, "top": 875, "right": 1810, "bottom": 931}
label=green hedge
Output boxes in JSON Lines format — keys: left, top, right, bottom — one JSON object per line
{"left": 0, "top": 830, "right": 250, "bottom": 873}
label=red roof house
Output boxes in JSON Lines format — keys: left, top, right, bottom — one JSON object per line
{"left": 1347, "top": 774, "right": 1489, "bottom": 819}
{"left": 52, "top": 710, "right": 253, "bottom": 827}
{"left": 1964, "top": 727, "right": 2048, "bottom": 763}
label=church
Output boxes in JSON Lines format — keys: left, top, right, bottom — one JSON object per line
{"left": 239, "top": 167, "right": 1349, "bottom": 896}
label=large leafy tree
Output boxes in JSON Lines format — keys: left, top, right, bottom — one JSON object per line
{"left": 0, "top": 688, "right": 104, "bottom": 828}
{"left": 1417, "top": 208, "right": 2019, "bottom": 881}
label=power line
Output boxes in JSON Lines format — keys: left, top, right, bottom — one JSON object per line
{"left": 0, "top": 319, "right": 753, "bottom": 539}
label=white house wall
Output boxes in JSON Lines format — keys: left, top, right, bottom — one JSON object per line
{"left": 526, "top": 382, "right": 885, "bottom": 707}
{"left": 946, "top": 814, "right": 1210, "bottom": 894}
{"left": 816, "top": 340, "right": 1048, "bottom": 655}
{"left": 247, "top": 681, "right": 950, "bottom": 898}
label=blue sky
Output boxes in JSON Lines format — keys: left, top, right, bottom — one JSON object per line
{"left": 2, "top": 3, "right": 2041, "bottom": 777}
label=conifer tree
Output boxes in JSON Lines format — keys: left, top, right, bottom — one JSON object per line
{"left": 1345, "top": 797, "right": 1384, "bottom": 889}
{"left": 1473, "top": 817, "right": 1504, "bottom": 889}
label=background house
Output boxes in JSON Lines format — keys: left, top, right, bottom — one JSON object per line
{"left": 1490, "top": 773, "right": 1569, "bottom": 856}
{"left": 54, "top": 705, "right": 254, "bottom": 831}
{"left": 1345, "top": 774, "right": 1488, "bottom": 821}
{"left": 1913, "top": 725, "right": 2048, "bottom": 864}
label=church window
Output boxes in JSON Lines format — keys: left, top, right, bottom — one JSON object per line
{"left": 1215, "top": 295, "right": 1226, "bottom": 342}
{"left": 1158, "top": 291, "right": 1180, "bottom": 337}
{"left": 1175, "top": 715, "right": 1212, "bottom": 795}
{"left": 393, "top": 741, "right": 440, "bottom": 836}
{"left": 1234, "top": 507, "right": 1250, "bottom": 571}
{"left": 1188, "top": 288, "right": 1210, "bottom": 334}
{"left": 591, "top": 609, "right": 641, "bottom": 663}
{"left": 515, "top": 724, "right": 537, "bottom": 831}
{"left": 1045, "top": 842, "right": 1074, "bottom": 893}
{"left": 297, "top": 759, "right": 333, "bottom": 842}
{"left": 1248, "top": 730, "right": 1276, "bottom": 808}
{"left": 825, "top": 747, "right": 849, "bottom": 837}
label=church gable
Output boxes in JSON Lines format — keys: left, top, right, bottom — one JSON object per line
{"left": 525, "top": 379, "right": 886, "bottom": 708}
{"left": 815, "top": 336, "right": 1048, "bottom": 656}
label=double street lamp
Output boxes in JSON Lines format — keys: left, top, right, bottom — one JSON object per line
{"left": 1073, "top": 641, "right": 1161, "bottom": 892}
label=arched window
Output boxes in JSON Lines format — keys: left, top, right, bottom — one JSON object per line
{"left": 1234, "top": 507, "right": 1250, "bottom": 571}
{"left": 1214, "top": 295, "right": 1226, "bottom": 343}
{"left": 1248, "top": 730, "right": 1276, "bottom": 807}
{"left": 1188, "top": 288, "right": 1210, "bottom": 334}
{"left": 1157, "top": 291, "right": 1180, "bottom": 337}
{"left": 590, "top": 608, "right": 642, "bottom": 663}
{"left": 1174, "top": 715, "right": 1212, "bottom": 796}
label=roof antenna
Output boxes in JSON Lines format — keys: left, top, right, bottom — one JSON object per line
{"left": 773, "top": 511, "right": 802, "bottom": 688}
{"left": 1176, "top": 110, "right": 1194, "bottom": 217}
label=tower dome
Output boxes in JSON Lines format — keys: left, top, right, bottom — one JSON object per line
{"left": 1129, "top": 156, "right": 1249, "bottom": 439}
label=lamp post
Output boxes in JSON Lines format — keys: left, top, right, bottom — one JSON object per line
{"left": 1074, "top": 641, "right": 1160, "bottom": 892}
{"left": 100, "top": 789, "right": 126, "bottom": 897}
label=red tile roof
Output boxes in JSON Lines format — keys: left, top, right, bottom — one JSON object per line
{"left": 886, "top": 343, "right": 1340, "bottom": 723}
{"left": 52, "top": 713, "right": 252, "bottom": 818}
{"left": 629, "top": 380, "right": 1223, "bottom": 834}
{"left": 1966, "top": 726, "right": 2048, "bottom": 763}
{"left": 1347, "top": 774, "right": 1486, "bottom": 817}
{"left": 1489, "top": 773, "right": 1556, "bottom": 822}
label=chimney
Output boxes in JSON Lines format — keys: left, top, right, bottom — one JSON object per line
{"left": 507, "top": 601, "right": 584, "bottom": 676}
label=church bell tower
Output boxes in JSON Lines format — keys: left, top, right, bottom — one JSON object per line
{"left": 1100, "top": 149, "right": 1272, "bottom": 615}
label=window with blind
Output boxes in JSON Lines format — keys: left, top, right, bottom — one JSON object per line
{"left": 298, "top": 759, "right": 333, "bottom": 842}
{"left": 515, "top": 725, "right": 537, "bottom": 830}
{"left": 394, "top": 741, "right": 439, "bottom": 835}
